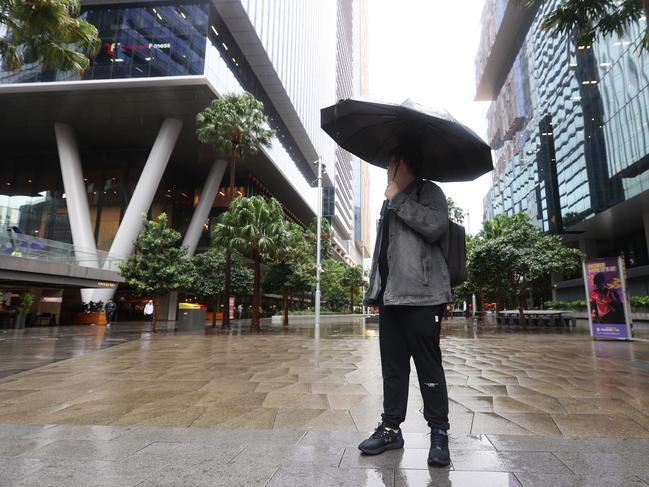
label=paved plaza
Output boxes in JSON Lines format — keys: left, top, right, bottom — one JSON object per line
{"left": 1, "top": 318, "right": 649, "bottom": 486}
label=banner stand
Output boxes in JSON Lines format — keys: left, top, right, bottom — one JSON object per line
{"left": 583, "top": 256, "right": 633, "bottom": 341}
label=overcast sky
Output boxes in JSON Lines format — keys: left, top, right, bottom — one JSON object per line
{"left": 365, "top": 0, "right": 492, "bottom": 240}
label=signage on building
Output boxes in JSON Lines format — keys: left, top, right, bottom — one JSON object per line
{"left": 105, "top": 42, "right": 171, "bottom": 56}
{"left": 96, "top": 281, "right": 117, "bottom": 288}
{"left": 583, "top": 257, "right": 633, "bottom": 340}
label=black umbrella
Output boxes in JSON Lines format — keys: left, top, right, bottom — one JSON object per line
{"left": 320, "top": 98, "right": 493, "bottom": 182}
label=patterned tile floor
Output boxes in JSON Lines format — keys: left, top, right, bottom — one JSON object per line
{"left": 1, "top": 318, "right": 649, "bottom": 486}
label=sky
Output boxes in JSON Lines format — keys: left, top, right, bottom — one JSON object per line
{"left": 365, "top": 0, "right": 492, "bottom": 240}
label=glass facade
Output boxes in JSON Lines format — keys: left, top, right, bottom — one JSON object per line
{"left": 0, "top": 0, "right": 321, "bottom": 247}
{"left": 0, "top": 1, "right": 316, "bottom": 200}
{"left": 484, "top": 1, "right": 649, "bottom": 240}
{"left": 0, "top": 154, "right": 202, "bottom": 252}
{"left": 0, "top": 158, "right": 69, "bottom": 245}
{"left": 0, "top": 3, "right": 210, "bottom": 84}
{"left": 322, "top": 187, "right": 335, "bottom": 225}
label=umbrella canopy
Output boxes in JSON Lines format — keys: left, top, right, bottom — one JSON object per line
{"left": 320, "top": 98, "right": 493, "bottom": 182}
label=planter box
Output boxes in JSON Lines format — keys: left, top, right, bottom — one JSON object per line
{"left": 75, "top": 312, "right": 107, "bottom": 326}
{"left": 270, "top": 314, "right": 368, "bottom": 325}
{"left": 15, "top": 314, "right": 26, "bottom": 329}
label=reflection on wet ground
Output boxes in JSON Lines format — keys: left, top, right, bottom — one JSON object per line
{"left": 2, "top": 315, "right": 647, "bottom": 376}
{"left": 1, "top": 317, "right": 649, "bottom": 486}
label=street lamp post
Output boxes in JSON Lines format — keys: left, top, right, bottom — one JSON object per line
{"left": 315, "top": 158, "right": 323, "bottom": 328}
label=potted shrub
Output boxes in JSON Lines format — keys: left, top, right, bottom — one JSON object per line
{"left": 630, "top": 296, "right": 649, "bottom": 313}
{"left": 75, "top": 300, "right": 107, "bottom": 326}
{"left": 15, "top": 292, "right": 34, "bottom": 328}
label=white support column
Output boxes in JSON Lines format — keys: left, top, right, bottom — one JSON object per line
{"left": 182, "top": 159, "right": 227, "bottom": 256}
{"left": 55, "top": 123, "right": 97, "bottom": 304}
{"left": 94, "top": 118, "right": 183, "bottom": 302}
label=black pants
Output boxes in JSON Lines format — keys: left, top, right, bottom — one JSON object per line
{"left": 379, "top": 304, "right": 450, "bottom": 431}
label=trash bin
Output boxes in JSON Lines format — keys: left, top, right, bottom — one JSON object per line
{"left": 177, "top": 307, "right": 206, "bottom": 331}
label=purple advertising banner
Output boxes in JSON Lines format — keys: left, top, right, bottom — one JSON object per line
{"left": 583, "top": 257, "right": 632, "bottom": 340}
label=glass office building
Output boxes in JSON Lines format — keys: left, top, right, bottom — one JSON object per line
{"left": 0, "top": 0, "right": 365, "bottom": 262}
{"left": 0, "top": 0, "right": 363, "bottom": 323}
{"left": 477, "top": 0, "right": 649, "bottom": 296}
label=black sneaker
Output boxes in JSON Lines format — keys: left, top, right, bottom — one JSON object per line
{"left": 428, "top": 429, "right": 450, "bottom": 466}
{"left": 358, "top": 423, "right": 404, "bottom": 455}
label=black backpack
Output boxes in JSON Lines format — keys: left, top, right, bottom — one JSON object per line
{"left": 417, "top": 182, "right": 467, "bottom": 287}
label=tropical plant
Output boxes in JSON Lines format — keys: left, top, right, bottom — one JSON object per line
{"left": 190, "top": 247, "right": 253, "bottom": 328}
{"left": 341, "top": 264, "right": 365, "bottom": 313}
{"left": 306, "top": 217, "right": 334, "bottom": 261}
{"left": 447, "top": 197, "right": 465, "bottom": 225}
{"left": 320, "top": 259, "right": 350, "bottom": 312}
{"left": 213, "top": 196, "right": 287, "bottom": 331}
{"left": 522, "top": 0, "right": 649, "bottom": 51}
{"left": 480, "top": 213, "right": 529, "bottom": 240}
{"left": 15, "top": 292, "right": 33, "bottom": 316}
{"left": 0, "top": 0, "right": 99, "bottom": 71}
{"left": 196, "top": 92, "right": 274, "bottom": 329}
{"left": 631, "top": 295, "right": 649, "bottom": 308}
{"left": 544, "top": 300, "right": 588, "bottom": 310}
{"left": 120, "top": 213, "right": 192, "bottom": 332}
{"left": 468, "top": 213, "right": 583, "bottom": 324}
{"left": 263, "top": 222, "right": 315, "bottom": 327}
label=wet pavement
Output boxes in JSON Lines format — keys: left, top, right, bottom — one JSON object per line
{"left": 1, "top": 317, "right": 649, "bottom": 486}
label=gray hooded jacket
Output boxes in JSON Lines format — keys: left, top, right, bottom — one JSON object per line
{"left": 363, "top": 179, "right": 451, "bottom": 307}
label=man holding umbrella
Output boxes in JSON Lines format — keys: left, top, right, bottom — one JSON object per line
{"left": 321, "top": 98, "right": 493, "bottom": 468}
{"left": 359, "top": 143, "right": 452, "bottom": 466}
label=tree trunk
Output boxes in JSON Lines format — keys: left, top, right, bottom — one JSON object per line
{"left": 222, "top": 251, "right": 232, "bottom": 329}
{"left": 222, "top": 147, "right": 238, "bottom": 330}
{"left": 152, "top": 297, "right": 158, "bottom": 333}
{"left": 518, "top": 291, "right": 526, "bottom": 327}
{"left": 350, "top": 286, "right": 354, "bottom": 314}
{"left": 251, "top": 255, "right": 261, "bottom": 332}
{"left": 282, "top": 289, "right": 289, "bottom": 327}
{"left": 229, "top": 146, "right": 237, "bottom": 192}
{"left": 211, "top": 297, "right": 217, "bottom": 328}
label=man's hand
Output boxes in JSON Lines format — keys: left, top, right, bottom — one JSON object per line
{"left": 385, "top": 161, "right": 412, "bottom": 200}
{"left": 385, "top": 182, "right": 401, "bottom": 201}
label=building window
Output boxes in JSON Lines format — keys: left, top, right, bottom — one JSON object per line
{"left": 0, "top": 2, "right": 210, "bottom": 84}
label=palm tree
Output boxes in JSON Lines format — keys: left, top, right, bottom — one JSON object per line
{"left": 0, "top": 0, "right": 99, "bottom": 71}
{"left": 342, "top": 265, "right": 365, "bottom": 314}
{"left": 522, "top": 0, "right": 649, "bottom": 51}
{"left": 196, "top": 93, "right": 275, "bottom": 329}
{"left": 447, "top": 197, "right": 465, "bottom": 225}
{"left": 263, "top": 222, "right": 315, "bottom": 327}
{"left": 213, "top": 196, "right": 287, "bottom": 331}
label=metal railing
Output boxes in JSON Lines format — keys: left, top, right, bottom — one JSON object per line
{"left": 1, "top": 232, "right": 125, "bottom": 270}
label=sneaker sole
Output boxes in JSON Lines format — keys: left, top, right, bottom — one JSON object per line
{"left": 427, "top": 458, "right": 451, "bottom": 467}
{"left": 358, "top": 441, "right": 404, "bottom": 455}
